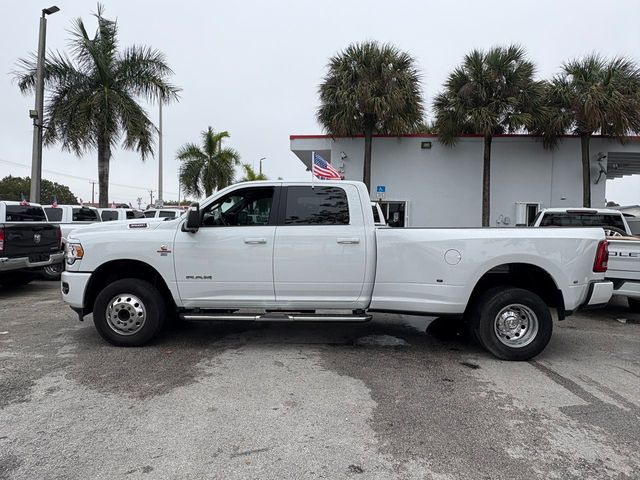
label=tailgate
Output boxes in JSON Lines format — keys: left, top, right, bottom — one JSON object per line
{"left": 606, "top": 239, "right": 640, "bottom": 279}
{"left": 2, "top": 223, "right": 61, "bottom": 258}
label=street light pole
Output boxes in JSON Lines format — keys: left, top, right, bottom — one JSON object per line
{"left": 259, "top": 157, "right": 265, "bottom": 176}
{"left": 29, "top": 5, "right": 59, "bottom": 203}
{"left": 157, "top": 99, "right": 163, "bottom": 207}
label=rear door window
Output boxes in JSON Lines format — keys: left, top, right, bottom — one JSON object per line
{"left": 5, "top": 205, "right": 47, "bottom": 222}
{"left": 45, "top": 207, "right": 63, "bottom": 222}
{"left": 143, "top": 211, "right": 156, "bottom": 218}
{"left": 283, "top": 186, "right": 349, "bottom": 225}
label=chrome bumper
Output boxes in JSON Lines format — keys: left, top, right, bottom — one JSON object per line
{"left": 0, "top": 252, "right": 64, "bottom": 272}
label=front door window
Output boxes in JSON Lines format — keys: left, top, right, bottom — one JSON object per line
{"left": 201, "top": 187, "right": 274, "bottom": 226}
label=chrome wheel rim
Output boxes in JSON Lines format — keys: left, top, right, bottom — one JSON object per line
{"left": 105, "top": 293, "right": 146, "bottom": 336}
{"left": 494, "top": 304, "right": 538, "bottom": 348}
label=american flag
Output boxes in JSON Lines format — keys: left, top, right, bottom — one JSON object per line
{"left": 312, "top": 153, "right": 341, "bottom": 180}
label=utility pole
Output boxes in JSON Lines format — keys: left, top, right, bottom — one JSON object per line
{"left": 148, "top": 189, "right": 155, "bottom": 208}
{"left": 29, "top": 6, "right": 60, "bottom": 203}
{"left": 136, "top": 197, "right": 142, "bottom": 209}
{"left": 90, "top": 181, "right": 96, "bottom": 205}
{"left": 157, "top": 99, "right": 163, "bottom": 208}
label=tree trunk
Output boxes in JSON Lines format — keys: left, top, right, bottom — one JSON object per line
{"left": 580, "top": 133, "right": 592, "bottom": 207}
{"left": 363, "top": 126, "right": 373, "bottom": 196}
{"left": 482, "top": 135, "right": 492, "bottom": 227}
{"left": 98, "top": 139, "right": 111, "bottom": 208}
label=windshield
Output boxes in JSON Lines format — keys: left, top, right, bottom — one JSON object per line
{"left": 45, "top": 207, "right": 63, "bottom": 222}
{"left": 72, "top": 207, "right": 100, "bottom": 221}
{"left": 5, "top": 205, "right": 47, "bottom": 222}
{"left": 539, "top": 212, "right": 625, "bottom": 230}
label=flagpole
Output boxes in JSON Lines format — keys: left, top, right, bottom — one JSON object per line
{"left": 311, "top": 150, "right": 315, "bottom": 189}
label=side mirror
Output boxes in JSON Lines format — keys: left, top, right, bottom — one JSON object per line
{"left": 183, "top": 203, "right": 200, "bottom": 232}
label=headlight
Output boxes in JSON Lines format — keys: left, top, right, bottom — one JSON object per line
{"left": 65, "top": 242, "right": 84, "bottom": 265}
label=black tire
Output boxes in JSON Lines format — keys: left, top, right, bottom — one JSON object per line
{"left": 40, "top": 262, "right": 64, "bottom": 281}
{"left": 629, "top": 298, "right": 640, "bottom": 314}
{"left": 93, "top": 278, "right": 165, "bottom": 347}
{"left": 471, "top": 287, "right": 553, "bottom": 361}
{"left": 0, "top": 271, "right": 36, "bottom": 289}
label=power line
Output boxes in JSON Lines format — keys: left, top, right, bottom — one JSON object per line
{"left": 0, "top": 157, "right": 179, "bottom": 196}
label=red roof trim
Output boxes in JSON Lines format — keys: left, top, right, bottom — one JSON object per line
{"left": 290, "top": 133, "right": 640, "bottom": 140}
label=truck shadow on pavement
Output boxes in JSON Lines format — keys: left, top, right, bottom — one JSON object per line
{"left": 64, "top": 314, "right": 484, "bottom": 401}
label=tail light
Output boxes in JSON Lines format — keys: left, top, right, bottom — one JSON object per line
{"left": 593, "top": 240, "right": 609, "bottom": 273}
{"left": 0, "top": 228, "right": 4, "bottom": 252}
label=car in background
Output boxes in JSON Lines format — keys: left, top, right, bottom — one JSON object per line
{"left": 143, "top": 208, "right": 184, "bottom": 220}
{"left": 42, "top": 204, "right": 102, "bottom": 280}
{"left": 532, "top": 208, "right": 640, "bottom": 312}
{"left": 0, "top": 201, "right": 63, "bottom": 288}
{"left": 98, "top": 208, "right": 145, "bottom": 222}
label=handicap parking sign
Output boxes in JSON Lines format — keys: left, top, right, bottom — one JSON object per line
{"left": 376, "top": 185, "right": 386, "bottom": 193}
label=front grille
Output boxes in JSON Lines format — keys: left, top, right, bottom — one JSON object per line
{"left": 29, "top": 254, "right": 50, "bottom": 263}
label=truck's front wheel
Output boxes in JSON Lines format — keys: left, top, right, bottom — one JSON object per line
{"left": 93, "top": 278, "right": 165, "bottom": 347}
{"left": 473, "top": 287, "right": 552, "bottom": 361}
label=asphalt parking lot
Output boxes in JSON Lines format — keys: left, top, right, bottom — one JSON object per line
{"left": 0, "top": 281, "right": 639, "bottom": 480}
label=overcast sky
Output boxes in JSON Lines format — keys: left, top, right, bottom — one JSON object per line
{"left": 1, "top": 0, "right": 639, "bottom": 206}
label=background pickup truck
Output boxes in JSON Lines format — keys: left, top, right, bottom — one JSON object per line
{"left": 0, "top": 201, "right": 63, "bottom": 288}
{"left": 98, "top": 208, "right": 144, "bottom": 222}
{"left": 42, "top": 204, "right": 102, "bottom": 280}
{"left": 532, "top": 208, "right": 640, "bottom": 312}
{"left": 61, "top": 181, "right": 613, "bottom": 361}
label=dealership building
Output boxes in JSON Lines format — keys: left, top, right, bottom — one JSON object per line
{"left": 290, "top": 134, "right": 640, "bottom": 227}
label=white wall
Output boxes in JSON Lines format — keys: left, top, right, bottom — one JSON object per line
{"left": 291, "top": 135, "right": 637, "bottom": 227}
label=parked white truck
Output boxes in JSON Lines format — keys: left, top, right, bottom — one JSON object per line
{"left": 532, "top": 208, "right": 640, "bottom": 312}
{"left": 42, "top": 204, "right": 102, "bottom": 279}
{"left": 61, "top": 181, "right": 613, "bottom": 360}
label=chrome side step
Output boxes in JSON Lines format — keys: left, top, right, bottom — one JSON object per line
{"left": 180, "top": 313, "right": 371, "bottom": 322}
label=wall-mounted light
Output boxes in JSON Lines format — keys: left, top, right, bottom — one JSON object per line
{"left": 421, "top": 141, "right": 432, "bottom": 149}
{"left": 340, "top": 151, "right": 348, "bottom": 160}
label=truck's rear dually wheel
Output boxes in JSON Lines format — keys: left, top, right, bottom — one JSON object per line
{"left": 93, "top": 278, "right": 165, "bottom": 346}
{"left": 472, "top": 287, "right": 552, "bottom": 361}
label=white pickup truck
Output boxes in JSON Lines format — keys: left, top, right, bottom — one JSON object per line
{"left": 532, "top": 208, "right": 640, "bottom": 312}
{"left": 43, "top": 204, "right": 101, "bottom": 279}
{"left": 61, "top": 181, "right": 613, "bottom": 361}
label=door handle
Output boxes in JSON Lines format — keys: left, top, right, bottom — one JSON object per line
{"left": 244, "top": 238, "right": 267, "bottom": 244}
{"left": 337, "top": 238, "right": 360, "bottom": 244}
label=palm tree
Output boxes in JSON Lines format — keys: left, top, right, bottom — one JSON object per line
{"left": 177, "top": 127, "right": 241, "bottom": 197}
{"left": 536, "top": 55, "right": 640, "bottom": 207}
{"left": 317, "top": 41, "right": 424, "bottom": 194}
{"left": 433, "top": 45, "right": 544, "bottom": 227}
{"left": 14, "top": 4, "right": 179, "bottom": 207}
{"left": 240, "top": 164, "right": 268, "bottom": 182}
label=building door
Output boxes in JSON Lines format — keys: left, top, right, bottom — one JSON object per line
{"left": 379, "top": 201, "right": 406, "bottom": 227}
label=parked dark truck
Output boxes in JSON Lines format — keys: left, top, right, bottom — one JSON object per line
{"left": 0, "top": 201, "right": 64, "bottom": 287}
